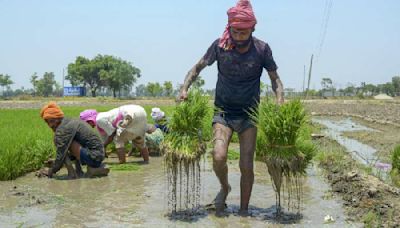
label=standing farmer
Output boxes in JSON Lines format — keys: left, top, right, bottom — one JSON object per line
{"left": 178, "top": 0, "right": 284, "bottom": 216}
{"left": 80, "top": 105, "right": 150, "bottom": 164}
{"left": 39, "top": 102, "right": 109, "bottom": 178}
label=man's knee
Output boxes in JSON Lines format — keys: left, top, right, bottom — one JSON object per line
{"left": 213, "top": 144, "right": 228, "bottom": 162}
{"left": 239, "top": 160, "right": 254, "bottom": 175}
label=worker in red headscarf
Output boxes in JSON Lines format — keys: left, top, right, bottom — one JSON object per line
{"left": 178, "top": 0, "right": 284, "bottom": 216}
{"left": 39, "top": 102, "right": 109, "bottom": 178}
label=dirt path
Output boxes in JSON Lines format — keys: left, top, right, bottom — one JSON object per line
{"left": 0, "top": 156, "right": 356, "bottom": 227}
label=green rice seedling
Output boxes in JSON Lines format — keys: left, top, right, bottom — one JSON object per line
{"left": 252, "top": 98, "right": 315, "bottom": 215}
{"left": 109, "top": 163, "right": 140, "bottom": 172}
{"left": 161, "top": 90, "right": 211, "bottom": 216}
{"left": 0, "top": 109, "right": 55, "bottom": 180}
{"left": 390, "top": 145, "right": 400, "bottom": 187}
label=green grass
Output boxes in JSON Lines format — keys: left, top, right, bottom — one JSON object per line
{"left": 390, "top": 145, "right": 400, "bottom": 187}
{"left": 108, "top": 163, "right": 140, "bottom": 171}
{"left": 227, "top": 149, "right": 240, "bottom": 160}
{"left": 391, "top": 145, "right": 400, "bottom": 170}
{"left": 0, "top": 104, "right": 175, "bottom": 181}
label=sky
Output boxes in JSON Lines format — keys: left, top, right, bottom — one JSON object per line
{"left": 0, "top": 0, "right": 399, "bottom": 91}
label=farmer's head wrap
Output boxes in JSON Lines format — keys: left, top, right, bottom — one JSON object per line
{"left": 80, "top": 109, "right": 98, "bottom": 124}
{"left": 219, "top": 0, "right": 257, "bottom": 50}
{"left": 151, "top": 107, "right": 165, "bottom": 121}
{"left": 40, "top": 102, "right": 64, "bottom": 120}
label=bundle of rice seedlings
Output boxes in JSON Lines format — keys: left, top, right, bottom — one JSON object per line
{"left": 252, "top": 99, "right": 315, "bottom": 215}
{"left": 161, "top": 89, "right": 210, "bottom": 216}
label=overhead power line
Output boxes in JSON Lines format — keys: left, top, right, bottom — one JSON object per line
{"left": 316, "top": 0, "right": 333, "bottom": 60}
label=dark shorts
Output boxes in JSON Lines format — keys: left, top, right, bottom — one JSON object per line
{"left": 212, "top": 112, "right": 256, "bottom": 134}
{"left": 80, "top": 148, "right": 102, "bottom": 168}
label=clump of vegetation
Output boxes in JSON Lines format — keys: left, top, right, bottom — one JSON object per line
{"left": 227, "top": 149, "right": 240, "bottom": 160}
{"left": 390, "top": 145, "right": 400, "bottom": 187}
{"left": 161, "top": 90, "right": 210, "bottom": 215}
{"left": 109, "top": 163, "right": 140, "bottom": 171}
{"left": 253, "top": 99, "right": 315, "bottom": 214}
{"left": 0, "top": 109, "right": 55, "bottom": 180}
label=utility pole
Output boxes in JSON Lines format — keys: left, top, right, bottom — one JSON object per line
{"left": 306, "top": 54, "right": 314, "bottom": 99}
{"left": 62, "top": 68, "right": 65, "bottom": 97}
{"left": 302, "top": 65, "right": 306, "bottom": 93}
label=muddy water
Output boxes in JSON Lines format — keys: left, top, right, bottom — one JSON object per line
{"left": 0, "top": 156, "right": 358, "bottom": 227}
{"left": 313, "top": 117, "right": 391, "bottom": 181}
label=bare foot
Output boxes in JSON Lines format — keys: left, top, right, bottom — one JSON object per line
{"left": 86, "top": 165, "right": 110, "bottom": 178}
{"left": 214, "top": 184, "right": 231, "bottom": 217}
{"left": 238, "top": 209, "right": 251, "bottom": 217}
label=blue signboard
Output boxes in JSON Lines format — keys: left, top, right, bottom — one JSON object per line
{"left": 63, "top": 87, "right": 86, "bottom": 96}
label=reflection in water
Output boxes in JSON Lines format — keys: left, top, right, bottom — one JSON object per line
{"left": 313, "top": 117, "right": 391, "bottom": 181}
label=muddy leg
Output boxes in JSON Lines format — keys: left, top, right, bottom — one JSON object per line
{"left": 67, "top": 140, "right": 84, "bottom": 178}
{"left": 64, "top": 156, "right": 78, "bottom": 179}
{"left": 74, "top": 160, "right": 84, "bottom": 177}
{"left": 140, "top": 147, "right": 150, "bottom": 164}
{"left": 238, "top": 127, "right": 257, "bottom": 215}
{"left": 212, "top": 123, "right": 233, "bottom": 215}
{"left": 116, "top": 148, "right": 126, "bottom": 164}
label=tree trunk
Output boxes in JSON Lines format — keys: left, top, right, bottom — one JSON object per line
{"left": 113, "top": 89, "right": 116, "bottom": 98}
{"left": 91, "top": 89, "right": 96, "bottom": 97}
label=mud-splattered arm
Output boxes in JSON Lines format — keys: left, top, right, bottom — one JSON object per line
{"left": 267, "top": 70, "right": 284, "bottom": 104}
{"left": 179, "top": 58, "right": 208, "bottom": 100}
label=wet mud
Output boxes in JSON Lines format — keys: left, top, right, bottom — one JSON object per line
{"left": 317, "top": 140, "right": 400, "bottom": 227}
{"left": 313, "top": 118, "right": 400, "bottom": 227}
{"left": 0, "top": 156, "right": 357, "bottom": 227}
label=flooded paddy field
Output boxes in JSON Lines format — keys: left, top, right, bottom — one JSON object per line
{"left": 0, "top": 155, "right": 355, "bottom": 227}
{"left": 1, "top": 98, "right": 399, "bottom": 227}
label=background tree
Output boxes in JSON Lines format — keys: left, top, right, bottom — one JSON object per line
{"left": 321, "top": 78, "right": 333, "bottom": 92}
{"left": 99, "top": 55, "right": 141, "bottom": 98}
{"left": 392, "top": 76, "right": 400, "bottom": 96}
{"left": 67, "top": 55, "right": 140, "bottom": 97}
{"left": 30, "top": 73, "right": 39, "bottom": 96}
{"left": 260, "top": 81, "right": 268, "bottom": 97}
{"left": 67, "top": 56, "right": 104, "bottom": 97}
{"left": 0, "top": 74, "right": 13, "bottom": 97}
{"left": 364, "top": 83, "right": 377, "bottom": 96}
{"left": 379, "top": 83, "right": 395, "bottom": 96}
{"left": 30, "top": 72, "right": 57, "bottom": 97}
{"left": 135, "top": 84, "right": 147, "bottom": 97}
{"left": 343, "top": 83, "right": 356, "bottom": 96}
{"left": 146, "top": 82, "right": 163, "bottom": 97}
{"left": 192, "top": 76, "right": 205, "bottom": 90}
{"left": 163, "top": 81, "right": 173, "bottom": 97}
